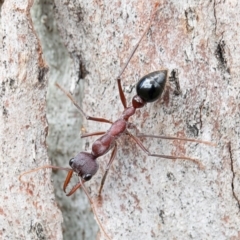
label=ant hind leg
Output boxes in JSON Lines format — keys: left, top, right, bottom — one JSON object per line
{"left": 115, "top": 4, "right": 160, "bottom": 109}
{"left": 127, "top": 131, "right": 205, "bottom": 169}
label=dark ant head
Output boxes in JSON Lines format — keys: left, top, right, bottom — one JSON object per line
{"left": 69, "top": 152, "right": 98, "bottom": 181}
{"left": 136, "top": 70, "right": 168, "bottom": 103}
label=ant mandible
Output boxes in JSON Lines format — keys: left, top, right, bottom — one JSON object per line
{"left": 20, "top": 3, "right": 214, "bottom": 239}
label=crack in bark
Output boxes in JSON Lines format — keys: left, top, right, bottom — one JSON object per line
{"left": 199, "top": 100, "right": 205, "bottom": 129}
{"left": 228, "top": 142, "right": 240, "bottom": 210}
{"left": 213, "top": 0, "right": 217, "bottom": 33}
{"left": 184, "top": 7, "right": 197, "bottom": 32}
{"left": 215, "top": 39, "right": 228, "bottom": 69}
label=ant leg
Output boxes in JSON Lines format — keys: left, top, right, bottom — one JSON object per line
{"left": 81, "top": 131, "right": 106, "bottom": 138}
{"left": 79, "top": 177, "right": 111, "bottom": 240}
{"left": 116, "top": 4, "right": 159, "bottom": 80}
{"left": 117, "top": 77, "right": 127, "bottom": 109}
{"left": 56, "top": 83, "right": 113, "bottom": 124}
{"left": 137, "top": 133, "right": 216, "bottom": 146}
{"left": 128, "top": 123, "right": 215, "bottom": 146}
{"left": 98, "top": 143, "right": 118, "bottom": 196}
{"left": 116, "top": 3, "right": 160, "bottom": 108}
{"left": 127, "top": 131, "right": 204, "bottom": 169}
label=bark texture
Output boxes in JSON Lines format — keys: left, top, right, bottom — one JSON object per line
{"left": 0, "top": 0, "right": 62, "bottom": 239}
{"left": 52, "top": 0, "right": 240, "bottom": 239}
{"left": 30, "top": 1, "right": 99, "bottom": 239}
{"left": 1, "top": 0, "right": 240, "bottom": 240}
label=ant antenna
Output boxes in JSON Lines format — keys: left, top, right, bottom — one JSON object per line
{"left": 19, "top": 165, "right": 72, "bottom": 182}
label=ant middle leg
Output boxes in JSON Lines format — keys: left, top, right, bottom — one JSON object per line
{"left": 127, "top": 131, "right": 205, "bottom": 169}
{"left": 56, "top": 83, "right": 113, "bottom": 124}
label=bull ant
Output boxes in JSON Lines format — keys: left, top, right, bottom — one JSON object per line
{"left": 20, "top": 3, "right": 214, "bottom": 239}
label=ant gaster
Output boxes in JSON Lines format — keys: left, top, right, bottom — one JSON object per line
{"left": 20, "top": 3, "right": 214, "bottom": 239}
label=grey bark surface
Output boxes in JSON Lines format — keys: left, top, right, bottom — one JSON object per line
{"left": 1, "top": 0, "right": 240, "bottom": 240}
{"left": 0, "top": 0, "right": 62, "bottom": 239}
{"left": 30, "top": 1, "right": 99, "bottom": 239}
{"left": 53, "top": 1, "right": 240, "bottom": 239}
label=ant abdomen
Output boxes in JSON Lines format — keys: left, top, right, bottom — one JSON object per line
{"left": 136, "top": 70, "right": 168, "bottom": 102}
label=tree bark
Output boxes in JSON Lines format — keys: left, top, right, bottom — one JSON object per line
{"left": 53, "top": 0, "right": 240, "bottom": 239}
{"left": 0, "top": 0, "right": 62, "bottom": 239}
{"left": 1, "top": 0, "right": 240, "bottom": 240}
{"left": 30, "top": 1, "right": 99, "bottom": 239}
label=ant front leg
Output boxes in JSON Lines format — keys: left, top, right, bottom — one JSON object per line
{"left": 98, "top": 143, "right": 118, "bottom": 197}
{"left": 79, "top": 177, "right": 111, "bottom": 240}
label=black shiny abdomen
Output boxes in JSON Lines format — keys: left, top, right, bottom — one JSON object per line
{"left": 136, "top": 70, "right": 168, "bottom": 102}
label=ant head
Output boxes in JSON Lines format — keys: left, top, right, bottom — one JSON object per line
{"left": 69, "top": 152, "right": 98, "bottom": 181}
{"left": 136, "top": 70, "right": 168, "bottom": 103}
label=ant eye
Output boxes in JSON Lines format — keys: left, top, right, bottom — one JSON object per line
{"left": 83, "top": 174, "right": 92, "bottom": 181}
{"left": 69, "top": 158, "right": 74, "bottom": 167}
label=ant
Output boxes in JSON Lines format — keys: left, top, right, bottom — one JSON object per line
{"left": 20, "top": 3, "right": 214, "bottom": 239}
